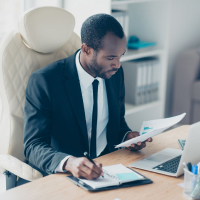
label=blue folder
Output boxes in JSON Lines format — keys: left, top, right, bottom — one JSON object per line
{"left": 127, "top": 36, "right": 156, "bottom": 49}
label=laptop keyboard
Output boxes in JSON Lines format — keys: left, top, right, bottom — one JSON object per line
{"left": 152, "top": 155, "right": 182, "bottom": 173}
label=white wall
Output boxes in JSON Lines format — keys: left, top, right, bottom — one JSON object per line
{"left": 64, "top": 0, "right": 111, "bottom": 37}
{"left": 63, "top": 0, "right": 200, "bottom": 120}
{"left": 166, "top": 0, "right": 200, "bottom": 117}
{"left": 24, "top": 0, "right": 63, "bottom": 11}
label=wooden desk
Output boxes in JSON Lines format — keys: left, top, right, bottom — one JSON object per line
{"left": 0, "top": 125, "right": 190, "bottom": 200}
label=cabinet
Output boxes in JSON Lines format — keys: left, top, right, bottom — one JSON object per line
{"left": 65, "top": 0, "right": 170, "bottom": 131}
{"left": 111, "top": 0, "right": 169, "bottom": 131}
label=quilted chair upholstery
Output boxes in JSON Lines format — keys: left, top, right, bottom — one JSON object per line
{"left": 0, "top": 6, "right": 81, "bottom": 184}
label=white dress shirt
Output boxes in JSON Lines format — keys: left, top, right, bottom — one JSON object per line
{"left": 55, "top": 50, "right": 109, "bottom": 172}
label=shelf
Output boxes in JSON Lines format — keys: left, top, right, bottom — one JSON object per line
{"left": 120, "top": 46, "right": 165, "bottom": 62}
{"left": 125, "top": 100, "right": 161, "bottom": 115}
{"left": 111, "top": 0, "right": 162, "bottom": 5}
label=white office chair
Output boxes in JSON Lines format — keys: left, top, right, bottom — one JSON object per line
{"left": 0, "top": 6, "right": 81, "bottom": 190}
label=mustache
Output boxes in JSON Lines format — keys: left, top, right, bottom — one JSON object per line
{"left": 108, "top": 68, "right": 118, "bottom": 72}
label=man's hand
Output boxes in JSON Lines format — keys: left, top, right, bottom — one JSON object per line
{"left": 125, "top": 131, "right": 153, "bottom": 151}
{"left": 64, "top": 156, "right": 104, "bottom": 180}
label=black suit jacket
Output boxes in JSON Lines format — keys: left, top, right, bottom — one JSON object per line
{"left": 24, "top": 50, "right": 131, "bottom": 175}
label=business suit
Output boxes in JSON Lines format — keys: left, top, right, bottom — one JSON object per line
{"left": 24, "top": 50, "right": 131, "bottom": 176}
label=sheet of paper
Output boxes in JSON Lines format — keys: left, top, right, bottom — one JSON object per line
{"left": 104, "top": 164, "right": 144, "bottom": 183}
{"left": 115, "top": 113, "right": 186, "bottom": 148}
{"left": 80, "top": 175, "right": 118, "bottom": 189}
{"left": 116, "top": 173, "right": 140, "bottom": 181}
{"left": 80, "top": 164, "right": 124, "bottom": 189}
{"left": 104, "top": 164, "right": 141, "bottom": 175}
{"left": 178, "top": 182, "right": 184, "bottom": 188}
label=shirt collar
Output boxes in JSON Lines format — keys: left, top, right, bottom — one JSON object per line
{"left": 75, "top": 50, "right": 102, "bottom": 88}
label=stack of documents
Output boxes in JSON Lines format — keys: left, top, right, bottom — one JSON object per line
{"left": 115, "top": 113, "right": 186, "bottom": 148}
{"left": 123, "top": 57, "right": 160, "bottom": 105}
{"left": 112, "top": 10, "right": 129, "bottom": 38}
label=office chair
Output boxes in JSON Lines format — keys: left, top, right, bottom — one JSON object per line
{"left": 0, "top": 6, "right": 81, "bottom": 190}
{"left": 172, "top": 48, "right": 200, "bottom": 124}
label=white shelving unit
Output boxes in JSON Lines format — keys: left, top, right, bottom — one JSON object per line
{"left": 65, "top": 0, "right": 169, "bottom": 131}
{"left": 111, "top": 0, "right": 162, "bottom": 5}
{"left": 120, "top": 46, "right": 165, "bottom": 62}
{"left": 111, "top": 0, "right": 169, "bottom": 131}
{"left": 125, "top": 101, "right": 161, "bottom": 115}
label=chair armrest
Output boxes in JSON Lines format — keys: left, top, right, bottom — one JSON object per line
{"left": 0, "top": 155, "right": 43, "bottom": 181}
{"left": 0, "top": 165, "right": 5, "bottom": 173}
{"left": 193, "top": 80, "right": 200, "bottom": 102}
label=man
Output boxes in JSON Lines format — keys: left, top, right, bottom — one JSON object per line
{"left": 24, "top": 14, "right": 152, "bottom": 181}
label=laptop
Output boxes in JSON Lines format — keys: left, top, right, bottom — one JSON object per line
{"left": 129, "top": 121, "right": 200, "bottom": 177}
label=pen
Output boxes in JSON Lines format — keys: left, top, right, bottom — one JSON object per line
{"left": 187, "top": 162, "right": 192, "bottom": 172}
{"left": 191, "top": 165, "right": 200, "bottom": 198}
{"left": 191, "top": 165, "right": 198, "bottom": 191}
{"left": 83, "top": 152, "right": 104, "bottom": 178}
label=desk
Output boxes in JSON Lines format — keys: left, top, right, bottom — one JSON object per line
{"left": 0, "top": 125, "right": 190, "bottom": 200}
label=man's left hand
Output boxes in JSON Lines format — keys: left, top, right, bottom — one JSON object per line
{"left": 124, "top": 131, "right": 152, "bottom": 151}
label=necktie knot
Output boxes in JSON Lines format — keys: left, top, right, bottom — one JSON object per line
{"left": 92, "top": 79, "right": 99, "bottom": 91}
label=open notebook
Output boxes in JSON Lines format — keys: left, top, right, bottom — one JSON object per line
{"left": 66, "top": 164, "right": 152, "bottom": 191}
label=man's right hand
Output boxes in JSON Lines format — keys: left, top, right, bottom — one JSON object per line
{"left": 64, "top": 156, "right": 104, "bottom": 180}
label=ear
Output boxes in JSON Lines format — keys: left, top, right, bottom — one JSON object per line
{"left": 81, "top": 43, "right": 93, "bottom": 56}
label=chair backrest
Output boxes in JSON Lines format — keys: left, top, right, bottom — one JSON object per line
{"left": 0, "top": 7, "right": 81, "bottom": 162}
{"left": 172, "top": 48, "right": 200, "bottom": 124}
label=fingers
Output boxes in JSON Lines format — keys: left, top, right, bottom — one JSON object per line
{"left": 126, "top": 145, "right": 140, "bottom": 151}
{"left": 73, "top": 169, "right": 90, "bottom": 180}
{"left": 147, "top": 137, "right": 153, "bottom": 142}
{"left": 126, "top": 141, "right": 147, "bottom": 151}
{"left": 80, "top": 164, "right": 101, "bottom": 180}
{"left": 84, "top": 159, "right": 103, "bottom": 176}
{"left": 131, "top": 143, "right": 135, "bottom": 148}
{"left": 141, "top": 142, "right": 146, "bottom": 148}
{"left": 144, "top": 137, "right": 153, "bottom": 142}
{"left": 65, "top": 157, "right": 103, "bottom": 180}
{"left": 95, "top": 162, "right": 104, "bottom": 176}
{"left": 125, "top": 131, "right": 139, "bottom": 141}
{"left": 73, "top": 168, "right": 98, "bottom": 180}
{"left": 125, "top": 134, "right": 152, "bottom": 151}
{"left": 95, "top": 162, "right": 102, "bottom": 169}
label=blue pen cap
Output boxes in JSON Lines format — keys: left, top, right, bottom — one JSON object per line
{"left": 192, "top": 165, "right": 198, "bottom": 174}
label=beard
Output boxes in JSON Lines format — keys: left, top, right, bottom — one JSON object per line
{"left": 87, "top": 53, "right": 117, "bottom": 79}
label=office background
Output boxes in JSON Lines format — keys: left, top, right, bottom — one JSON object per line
{"left": 1, "top": 0, "right": 200, "bottom": 193}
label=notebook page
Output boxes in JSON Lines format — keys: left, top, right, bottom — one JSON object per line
{"left": 80, "top": 173, "right": 119, "bottom": 189}
{"left": 104, "top": 164, "right": 144, "bottom": 184}
{"left": 80, "top": 164, "right": 144, "bottom": 188}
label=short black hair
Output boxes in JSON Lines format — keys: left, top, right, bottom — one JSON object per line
{"left": 81, "top": 13, "right": 124, "bottom": 51}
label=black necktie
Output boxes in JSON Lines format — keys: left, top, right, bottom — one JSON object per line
{"left": 90, "top": 79, "right": 99, "bottom": 159}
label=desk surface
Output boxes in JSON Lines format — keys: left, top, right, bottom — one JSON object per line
{"left": 0, "top": 125, "right": 190, "bottom": 200}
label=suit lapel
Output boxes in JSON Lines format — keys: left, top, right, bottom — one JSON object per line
{"left": 62, "top": 51, "right": 121, "bottom": 152}
{"left": 105, "top": 76, "right": 120, "bottom": 151}
{"left": 63, "top": 51, "right": 89, "bottom": 151}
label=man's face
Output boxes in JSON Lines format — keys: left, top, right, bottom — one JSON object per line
{"left": 86, "top": 32, "right": 127, "bottom": 79}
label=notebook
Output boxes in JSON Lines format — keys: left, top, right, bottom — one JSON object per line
{"left": 66, "top": 164, "right": 152, "bottom": 191}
